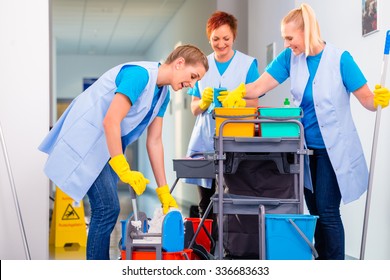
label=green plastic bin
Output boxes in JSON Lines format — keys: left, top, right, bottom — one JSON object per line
{"left": 258, "top": 107, "right": 302, "bottom": 137}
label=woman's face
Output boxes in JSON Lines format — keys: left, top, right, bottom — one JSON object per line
{"left": 281, "top": 21, "right": 305, "bottom": 55}
{"left": 172, "top": 59, "right": 206, "bottom": 91}
{"left": 209, "top": 24, "right": 235, "bottom": 61}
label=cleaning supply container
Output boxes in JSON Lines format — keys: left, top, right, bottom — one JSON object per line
{"left": 265, "top": 214, "right": 318, "bottom": 260}
{"left": 258, "top": 107, "right": 302, "bottom": 137}
{"left": 214, "top": 107, "right": 258, "bottom": 137}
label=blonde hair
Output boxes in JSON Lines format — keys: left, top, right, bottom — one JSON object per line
{"left": 165, "top": 44, "right": 209, "bottom": 71}
{"left": 282, "top": 3, "right": 323, "bottom": 56}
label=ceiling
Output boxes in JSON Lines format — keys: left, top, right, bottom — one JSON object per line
{"left": 52, "top": 0, "right": 186, "bottom": 56}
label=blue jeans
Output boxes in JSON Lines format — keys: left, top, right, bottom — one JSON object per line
{"left": 304, "top": 149, "right": 345, "bottom": 260}
{"left": 86, "top": 163, "right": 120, "bottom": 260}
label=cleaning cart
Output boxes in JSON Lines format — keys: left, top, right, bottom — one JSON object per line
{"left": 171, "top": 152, "right": 217, "bottom": 259}
{"left": 189, "top": 107, "right": 318, "bottom": 260}
{"left": 215, "top": 107, "right": 317, "bottom": 259}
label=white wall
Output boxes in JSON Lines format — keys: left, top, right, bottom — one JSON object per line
{"left": 56, "top": 54, "right": 142, "bottom": 99}
{"left": 248, "top": 0, "right": 390, "bottom": 259}
{"left": 248, "top": 0, "right": 294, "bottom": 107}
{"left": 217, "top": 0, "right": 249, "bottom": 53}
{"left": 0, "top": 0, "right": 50, "bottom": 259}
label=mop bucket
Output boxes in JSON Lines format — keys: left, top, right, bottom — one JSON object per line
{"left": 265, "top": 214, "right": 318, "bottom": 260}
{"left": 185, "top": 217, "right": 213, "bottom": 252}
{"left": 122, "top": 248, "right": 193, "bottom": 260}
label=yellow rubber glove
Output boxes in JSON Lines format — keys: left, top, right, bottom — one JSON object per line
{"left": 220, "top": 83, "right": 246, "bottom": 108}
{"left": 216, "top": 89, "right": 228, "bottom": 103}
{"left": 156, "top": 185, "right": 178, "bottom": 214}
{"left": 373, "top": 84, "right": 390, "bottom": 109}
{"left": 198, "top": 87, "right": 214, "bottom": 111}
{"left": 109, "top": 154, "right": 149, "bottom": 196}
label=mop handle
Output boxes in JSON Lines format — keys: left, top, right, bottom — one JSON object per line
{"left": 0, "top": 122, "right": 31, "bottom": 260}
{"left": 360, "top": 30, "right": 390, "bottom": 260}
{"left": 128, "top": 186, "right": 139, "bottom": 222}
{"left": 380, "top": 30, "right": 390, "bottom": 85}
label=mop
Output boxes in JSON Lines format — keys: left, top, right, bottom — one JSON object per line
{"left": 125, "top": 185, "right": 185, "bottom": 259}
{"left": 0, "top": 121, "right": 31, "bottom": 260}
{"left": 360, "top": 30, "right": 390, "bottom": 260}
{"left": 129, "top": 186, "right": 183, "bottom": 237}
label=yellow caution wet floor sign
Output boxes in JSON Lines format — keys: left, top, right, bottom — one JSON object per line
{"left": 50, "top": 187, "right": 87, "bottom": 247}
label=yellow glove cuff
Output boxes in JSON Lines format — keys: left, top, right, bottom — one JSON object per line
{"left": 237, "top": 83, "right": 247, "bottom": 98}
{"left": 198, "top": 99, "right": 210, "bottom": 111}
{"left": 108, "top": 154, "right": 130, "bottom": 178}
{"left": 236, "top": 98, "right": 247, "bottom": 107}
{"left": 156, "top": 184, "right": 170, "bottom": 196}
{"left": 156, "top": 184, "right": 178, "bottom": 214}
{"left": 373, "top": 84, "right": 390, "bottom": 109}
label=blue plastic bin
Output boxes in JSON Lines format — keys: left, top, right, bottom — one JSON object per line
{"left": 265, "top": 214, "right": 318, "bottom": 260}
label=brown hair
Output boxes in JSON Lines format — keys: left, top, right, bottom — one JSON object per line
{"left": 282, "top": 3, "right": 323, "bottom": 56}
{"left": 165, "top": 44, "right": 209, "bottom": 71}
{"left": 206, "top": 11, "right": 237, "bottom": 40}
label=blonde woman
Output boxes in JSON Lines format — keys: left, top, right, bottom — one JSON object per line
{"left": 221, "top": 3, "right": 390, "bottom": 259}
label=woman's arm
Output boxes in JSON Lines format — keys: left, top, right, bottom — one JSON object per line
{"left": 103, "top": 93, "right": 131, "bottom": 157}
{"left": 146, "top": 116, "right": 167, "bottom": 187}
{"left": 353, "top": 84, "right": 376, "bottom": 112}
{"left": 191, "top": 96, "right": 204, "bottom": 116}
{"left": 245, "top": 72, "right": 280, "bottom": 99}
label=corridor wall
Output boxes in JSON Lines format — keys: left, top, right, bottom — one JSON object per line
{"left": 0, "top": 0, "right": 50, "bottom": 259}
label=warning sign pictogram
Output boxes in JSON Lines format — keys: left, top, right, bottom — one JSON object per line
{"left": 62, "top": 204, "right": 80, "bottom": 220}
{"left": 50, "top": 187, "right": 87, "bottom": 247}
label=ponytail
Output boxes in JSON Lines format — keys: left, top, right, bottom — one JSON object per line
{"left": 282, "top": 3, "right": 324, "bottom": 56}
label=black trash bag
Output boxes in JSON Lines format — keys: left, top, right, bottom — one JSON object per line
{"left": 223, "top": 157, "right": 295, "bottom": 259}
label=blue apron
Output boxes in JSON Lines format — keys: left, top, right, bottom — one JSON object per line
{"left": 290, "top": 44, "right": 368, "bottom": 204}
{"left": 39, "top": 62, "right": 168, "bottom": 202}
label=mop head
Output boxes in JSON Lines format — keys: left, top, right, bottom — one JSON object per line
{"left": 130, "top": 220, "right": 142, "bottom": 230}
{"left": 144, "top": 207, "right": 183, "bottom": 242}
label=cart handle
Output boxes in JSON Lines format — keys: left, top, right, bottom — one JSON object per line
{"left": 259, "top": 108, "right": 304, "bottom": 120}
{"left": 212, "top": 112, "right": 259, "bottom": 119}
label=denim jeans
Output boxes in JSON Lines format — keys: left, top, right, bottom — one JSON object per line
{"left": 304, "top": 148, "right": 345, "bottom": 260}
{"left": 86, "top": 162, "right": 120, "bottom": 260}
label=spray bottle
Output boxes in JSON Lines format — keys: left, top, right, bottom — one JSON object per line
{"left": 283, "top": 98, "right": 290, "bottom": 108}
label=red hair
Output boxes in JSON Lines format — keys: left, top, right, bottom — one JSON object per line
{"left": 206, "top": 11, "right": 237, "bottom": 40}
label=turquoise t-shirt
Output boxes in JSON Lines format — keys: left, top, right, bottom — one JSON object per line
{"left": 188, "top": 51, "right": 260, "bottom": 98}
{"left": 115, "top": 65, "right": 170, "bottom": 118}
{"left": 266, "top": 47, "right": 367, "bottom": 148}
{"left": 115, "top": 65, "right": 170, "bottom": 151}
